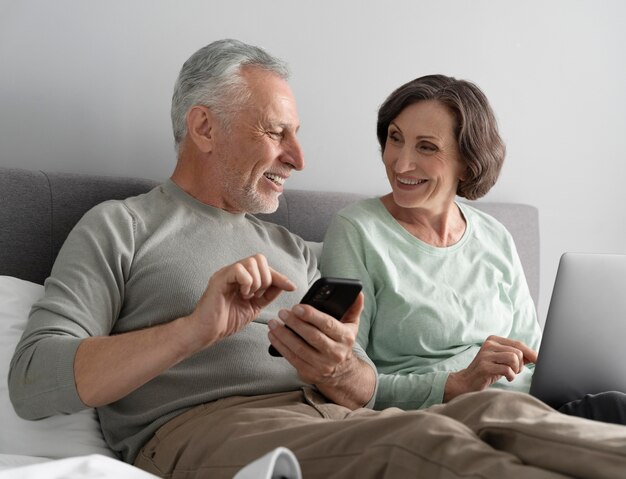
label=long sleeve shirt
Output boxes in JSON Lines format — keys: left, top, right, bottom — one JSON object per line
{"left": 320, "top": 198, "right": 541, "bottom": 410}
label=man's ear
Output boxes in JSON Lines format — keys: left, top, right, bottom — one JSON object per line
{"left": 186, "top": 105, "right": 216, "bottom": 153}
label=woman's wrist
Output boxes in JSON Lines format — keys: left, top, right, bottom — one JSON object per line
{"left": 443, "top": 371, "right": 467, "bottom": 402}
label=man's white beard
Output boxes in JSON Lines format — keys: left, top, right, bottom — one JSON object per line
{"left": 238, "top": 184, "right": 281, "bottom": 214}
{"left": 220, "top": 164, "right": 281, "bottom": 214}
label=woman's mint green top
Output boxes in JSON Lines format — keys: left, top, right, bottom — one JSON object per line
{"left": 320, "top": 198, "right": 541, "bottom": 410}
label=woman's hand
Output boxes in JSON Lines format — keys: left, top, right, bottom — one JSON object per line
{"left": 443, "top": 335, "right": 538, "bottom": 402}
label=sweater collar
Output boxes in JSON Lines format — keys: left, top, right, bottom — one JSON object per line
{"left": 162, "top": 179, "right": 248, "bottom": 223}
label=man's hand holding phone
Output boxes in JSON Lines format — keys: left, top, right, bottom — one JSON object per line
{"left": 268, "top": 277, "right": 376, "bottom": 409}
{"left": 268, "top": 278, "right": 362, "bottom": 356}
{"left": 267, "top": 277, "right": 364, "bottom": 381}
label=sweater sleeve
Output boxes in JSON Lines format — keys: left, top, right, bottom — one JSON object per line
{"left": 9, "top": 201, "right": 135, "bottom": 419}
{"left": 320, "top": 214, "right": 377, "bottom": 352}
{"left": 321, "top": 212, "right": 451, "bottom": 411}
{"left": 504, "top": 232, "right": 542, "bottom": 362}
{"left": 375, "top": 371, "right": 450, "bottom": 410}
{"left": 320, "top": 216, "right": 380, "bottom": 408}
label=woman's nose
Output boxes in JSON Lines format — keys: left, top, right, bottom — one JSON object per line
{"left": 394, "top": 146, "right": 415, "bottom": 173}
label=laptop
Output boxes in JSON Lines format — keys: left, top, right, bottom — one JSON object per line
{"left": 529, "top": 252, "right": 626, "bottom": 408}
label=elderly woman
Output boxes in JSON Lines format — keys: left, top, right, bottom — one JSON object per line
{"left": 320, "top": 74, "right": 539, "bottom": 410}
{"left": 320, "top": 75, "right": 626, "bottom": 422}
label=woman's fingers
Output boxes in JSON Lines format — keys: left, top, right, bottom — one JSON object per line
{"left": 484, "top": 335, "right": 538, "bottom": 364}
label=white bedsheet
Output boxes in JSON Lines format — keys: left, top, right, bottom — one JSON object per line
{"left": 0, "top": 455, "right": 156, "bottom": 478}
{"left": 0, "top": 448, "right": 302, "bottom": 479}
{"left": 0, "top": 454, "right": 49, "bottom": 471}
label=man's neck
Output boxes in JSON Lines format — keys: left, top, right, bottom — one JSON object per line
{"left": 171, "top": 150, "right": 226, "bottom": 208}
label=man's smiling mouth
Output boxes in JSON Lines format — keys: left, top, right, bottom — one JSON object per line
{"left": 264, "top": 172, "right": 286, "bottom": 186}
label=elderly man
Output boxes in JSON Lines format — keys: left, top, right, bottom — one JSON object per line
{"left": 9, "top": 39, "right": 626, "bottom": 479}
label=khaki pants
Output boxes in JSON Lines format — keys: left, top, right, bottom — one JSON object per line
{"left": 134, "top": 388, "right": 626, "bottom": 479}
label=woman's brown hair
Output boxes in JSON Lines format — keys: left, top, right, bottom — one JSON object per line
{"left": 377, "top": 74, "right": 505, "bottom": 200}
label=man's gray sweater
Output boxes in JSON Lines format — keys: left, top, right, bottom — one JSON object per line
{"left": 9, "top": 180, "right": 375, "bottom": 462}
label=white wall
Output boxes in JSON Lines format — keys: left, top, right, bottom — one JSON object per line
{"left": 2, "top": 0, "right": 625, "bottom": 325}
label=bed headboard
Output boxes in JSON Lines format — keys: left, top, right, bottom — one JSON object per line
{"left": 0, "top": 167, "right": 539, "bottom": 304}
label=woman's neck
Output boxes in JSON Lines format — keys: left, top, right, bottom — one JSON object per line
{"left": 380, "top": 194, "right": 467, "bottom": 247}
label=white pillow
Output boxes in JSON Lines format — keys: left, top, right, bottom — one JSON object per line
{"left": 0, "top": 276, "right": 115, "bottom": 459}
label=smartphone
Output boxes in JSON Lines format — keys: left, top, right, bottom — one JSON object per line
{"left": 268, "top": 277, "right": 363, "bottom": 357}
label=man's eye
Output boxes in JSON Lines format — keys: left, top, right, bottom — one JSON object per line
{"left": 267, "top": 131, "right": 283, "bottom": 139}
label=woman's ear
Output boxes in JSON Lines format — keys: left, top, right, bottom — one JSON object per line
{"left": 186, "top": 105, "right": 215, "bottom": 153}
{"left": 459, "top": 165, "right": 470, "bottom": 182}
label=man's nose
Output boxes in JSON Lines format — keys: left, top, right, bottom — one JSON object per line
{"left": 282, "top": 137, "right": 305, "bottom": 171}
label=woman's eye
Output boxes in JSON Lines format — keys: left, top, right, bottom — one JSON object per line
{"left": 418, "top": 143, "right": 437, "bottom": 152}
{"left": 267, "top": 131, "right": 283, "bottom": 140}
{"left": 388, "top": 132, "right": 401, "bottom": 143}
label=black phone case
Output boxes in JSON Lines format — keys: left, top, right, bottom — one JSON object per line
{"left": 269, "top": 277, "right": 362, "bottom": 357}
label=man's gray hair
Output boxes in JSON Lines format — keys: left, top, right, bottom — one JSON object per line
{"left": 171, "top": 39, "right": 289, "bottom": 154}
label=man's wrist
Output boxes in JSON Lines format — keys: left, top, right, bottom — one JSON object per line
{"left": 170, "top": 314, "right": 218, "bottom": 360}
{"left": 317, "top": 356, "right": 376, "bottom": 409}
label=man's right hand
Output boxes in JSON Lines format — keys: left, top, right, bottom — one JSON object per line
{"left": 75, "top": 254, "right": 295, "bottom": 408}
{"left": 186, "top": 253, "right": 297, "bottom": 348}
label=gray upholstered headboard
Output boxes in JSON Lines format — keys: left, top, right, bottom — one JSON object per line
{"left": 0, "top": 167, "right": 539, "bottom": 304}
